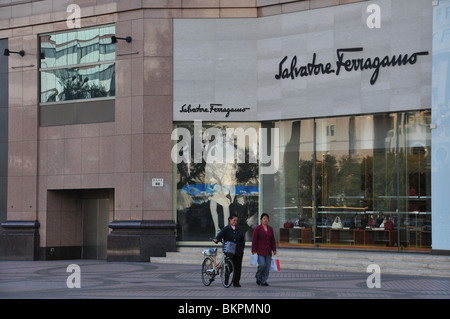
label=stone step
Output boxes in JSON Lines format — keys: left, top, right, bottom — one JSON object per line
{"left": 150, "top": 247, "right": 450, "bottom": 277}
{"left": 158, "top": 246, "right": 450, "bottom": 264}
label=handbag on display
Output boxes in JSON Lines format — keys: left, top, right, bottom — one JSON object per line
{"left": 284, "top": 221, "right": 294, "bottom": 228}
{"left": 270, "top": 259, "right": 281, "bottom": 272}
{"left": 294, "top": 219, "right": 305, "bottom": 227}
{"left": 331, "top": 216, "right": 343, "bottom": 229}
{"left": 342, "top": 217, "right": 355, "bottom": 228}
{"left": 376, "top": 212, "right": 385, "bottom": 227}
{"left": 384, "top": 217, "right": 394, "bottom": 230}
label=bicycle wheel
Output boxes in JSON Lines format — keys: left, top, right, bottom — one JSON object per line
{"left": 201, "top": 257, "right": 215, "bottom": 286}
{"left": 220, "top": 258, "right": 234, "bottom": 288}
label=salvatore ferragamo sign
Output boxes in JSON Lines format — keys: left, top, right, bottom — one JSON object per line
{"left": 275, "top": 47, "right": 429, "bottom": 85}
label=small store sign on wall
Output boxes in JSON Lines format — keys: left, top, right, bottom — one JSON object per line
{"left": 152, "top": 178, "right": 164, "bottom": 187}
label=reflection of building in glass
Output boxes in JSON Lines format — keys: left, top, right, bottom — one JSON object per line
{"left": 262, "top": 111, "right": 431, "bottom": 248}
{"left": 175, "top": 123, "right": 259, "bottom": 242}
{"left": 40, "top": 26, "right": 115, "bottom": 103}
{"left": 204, "top": 132, "right": 237, "bottom": 234}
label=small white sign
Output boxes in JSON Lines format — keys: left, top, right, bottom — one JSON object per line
{"left": 152, "top": 178, "right": 164, "bottom": 187}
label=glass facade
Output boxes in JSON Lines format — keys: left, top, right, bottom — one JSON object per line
{"left": 39, "top": 25, "right": 115, "bottom": 103}
{"left": 175, "top": 110, "right": 431, "bottom": 251}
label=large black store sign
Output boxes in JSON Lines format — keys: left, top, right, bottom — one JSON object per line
{"left": 275, "top": 47, "right": 429, "bottom": 85}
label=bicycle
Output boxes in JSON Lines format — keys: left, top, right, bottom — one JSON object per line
{"left": 201, "top": 242, "right": 235, "bottom": 288}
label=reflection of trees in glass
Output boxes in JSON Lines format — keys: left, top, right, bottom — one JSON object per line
{"left": 372, "top": 150, "right": 397, "bottom": 211}
{"left": 295, "top": 149, "right": 424, "bottom": 213}
{"left": 58, "top": 76, "right": 108, "bottom": 102}
{"left": 298, "top": 154, "right": 374, "bottom": 209}
{"left": 176, "top": 124, "right": 206, "bottom": 189}
{"left": 335, "top": 155, "right": 362, "bottom": 206}
{"left": 177, "top": 161, "right": 205, "bottom": 189}
{"left": 44, "top": 71, "right": 111, "bottom": 103}
{"left": 298, "top": 149, "right": 430, "bottom": 213}
{"left": 235, "top": 149, "right": 258, "bottom": 186}
{"left": 176, "top": 123, "right": 259, "bottom": 190}
{"left": 298, "top": 158, "right": 313, "bottom": 206}
{"left": 361, "top": 155, "right": 373, "bottom": 210}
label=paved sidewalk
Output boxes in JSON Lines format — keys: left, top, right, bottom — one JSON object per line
{"left": 1, "top": 260, "right": 450, "bottom": 300}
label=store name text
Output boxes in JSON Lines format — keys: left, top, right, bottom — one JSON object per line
{"left": 179, "top": 103, "right": 250, "bottom": 118}
{"left": 275, "top": 47, "right": 429, "bottom": 85}
{"left": 171, "top": 120, "right": 279, "bottom": 175}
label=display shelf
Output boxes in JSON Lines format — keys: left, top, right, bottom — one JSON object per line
{"left": 279, "top": 228, "right": 312, "bottom": 244}
{"left": 277, "top": 203, "right": 431, "bottom": 249}
{"left": 409, "top": 230, "right": 431, "bottom": 247}
{"left": 328, "top": 229, "right": 398, "bottom": 246}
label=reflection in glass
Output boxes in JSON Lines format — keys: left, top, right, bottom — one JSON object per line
{"left": 261, "top": 111, "right": 431, "bottom": 251}
{"left": 40, "top": 63, "right": 115, "bottom": 103}
{"left": 398, "top": 111, "right": 432, "bottom": 249}
{"left": 175, "top": 122, "right": 259, "bottom": 242}
{"left": 262, "top": 120, "right": 315, "bottom": 245}
{"left": 204, "top": 129, "right": 237, "bottom": 234}
{"left": 40, "top": 26, "right": 115, "bottom": 69}
{"left": 39, "top": 25, "right": 115, "bottom": 104}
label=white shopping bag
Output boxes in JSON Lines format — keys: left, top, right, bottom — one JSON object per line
{"left": 250, "top": 254, "right": 258, "bottom": 266}
{"left": 270, "top": 259, "right": 281, "bottom": 271}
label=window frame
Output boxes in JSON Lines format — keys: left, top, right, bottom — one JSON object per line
{"left": 39, "top": 24, "right": 116, "bottom": 105}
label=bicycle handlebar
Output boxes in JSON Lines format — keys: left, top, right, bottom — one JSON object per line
{"left": 212, "top": 237, "right": 224, "bottom": 245}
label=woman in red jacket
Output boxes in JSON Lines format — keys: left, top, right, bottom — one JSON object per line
{"left": 251, "top": 213, "right": 277, "bottom": 286}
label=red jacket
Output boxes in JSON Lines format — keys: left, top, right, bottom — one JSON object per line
{"left": 251, "top": 224, "right": 277, "bottom": 256}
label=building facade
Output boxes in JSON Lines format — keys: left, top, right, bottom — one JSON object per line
{"left": 0, "top": 0, "right": 448, "bottom": 261}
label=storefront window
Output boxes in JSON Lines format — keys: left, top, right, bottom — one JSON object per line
{"left": 174, "top": 122, "right": 259, "bottom": 242}
{"left": 398, "top": 111, "right": 432, "bottom": 249}
{"left": 261, "top": 120, "right": 315, "bottom": 245}
{"left": 313, "top": 114, "right": 398, "bottom": 248}
{"left": 174, "top": 111, "right": 431, "bottom": 250}
{"left": 261, "top": 110, "right": 431, "bottom": 250}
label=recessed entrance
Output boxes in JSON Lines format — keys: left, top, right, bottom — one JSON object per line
{"left": 45, "top": 189, "right": 113, "bottom": 260}
{"left": 82, "top": 198, "right": 110, "bottom": 259}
